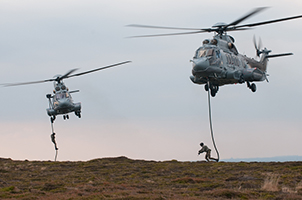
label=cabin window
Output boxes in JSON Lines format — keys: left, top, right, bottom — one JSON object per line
{"left": 206, "top": 49, "right": 214, "bottom": 56}
{"left": 226, "top": 55, "right": 230, "bottom": 64}
{"left": 216, "top": 51, "right": 221, "bottom": 58}
{"left": 233, "top": 57, "right": 236, "bottom": 65}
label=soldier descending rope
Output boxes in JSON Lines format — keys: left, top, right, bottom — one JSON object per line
{"left": 51, "top": 132, "right": 58, "bottom": 151}
{"left": 50, "top": 120, "right": 59, "bottom": 161}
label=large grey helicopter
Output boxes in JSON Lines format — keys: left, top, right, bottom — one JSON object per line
{"left": 3, "top": 61, "right": 131, "bottom": 122}
{"left": 128, "top": 7, "right": 302, "bottom": 97}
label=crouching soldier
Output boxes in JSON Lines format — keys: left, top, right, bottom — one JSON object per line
{"left": 198, "top": 142, "right": 218, "bottom": 162}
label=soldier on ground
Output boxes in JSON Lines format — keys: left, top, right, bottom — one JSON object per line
{"left": 198, "top": 142, "right": 218, "bottom": 162}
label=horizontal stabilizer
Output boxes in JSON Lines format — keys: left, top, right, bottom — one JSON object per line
{"left": 266, "top": 53, "right": 293, "bottom": 58}
{"left": 69, "top": 90, "right": 80, "bottom": 94}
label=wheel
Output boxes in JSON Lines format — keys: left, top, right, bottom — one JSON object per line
{"left": 75, "top": 112, "right": 81, "bottom": 118}
{"left": 210, "top": 88, "right": 217, "bottom": 97}
{"left": 251, "top": 83, "right": 256, "bottom": 92}
{"left": 204, "top": 84, "right": 209, "bottom": 91}
{"left": 66, "top": 115, "right": 69, "bottom": 119}
{"left": 50, "top": 116, "right": 55, "bottom": 123}
{"left": 209, "top": 83, "right": 215, "bottom": 91}
{"left": 210, "top": 85, "right": 218, "bottom": 97}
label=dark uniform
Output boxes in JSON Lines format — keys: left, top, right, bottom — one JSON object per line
{"left": 51, "top": 133, "right": 59, "bottom": 150}
{"left": 198, "top": 142, "right": 218, "bottom": 162}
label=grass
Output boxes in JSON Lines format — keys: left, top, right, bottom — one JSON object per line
{"left": 262, "top": 173, "right": 279, "bottom": 192}
{"left": 0, "top": 157, "right": 302, "bottom": 199}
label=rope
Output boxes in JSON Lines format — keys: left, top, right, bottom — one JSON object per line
{"left": 50, "top": 121, "right": 59, "bottom": 161}
{"left": 207, "top": 81, "right": 220, "bottom": 162}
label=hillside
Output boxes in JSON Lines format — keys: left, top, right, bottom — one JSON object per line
{"left": 0, "top": 157, "right": 302, "bottom": 199}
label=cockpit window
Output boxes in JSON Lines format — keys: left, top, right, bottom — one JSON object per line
{"left": 198, "top": 49, "right": 206, "bottom": 57}
{"left": 54, "top": 92, "right": 69, "bottom": 100}
{"left": 206, "top": 49, "right": 214, "bottom": 56}
{"left": 194, "top": 48, "right": 215, "bottom": 58}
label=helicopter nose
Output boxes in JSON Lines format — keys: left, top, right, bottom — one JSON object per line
{"left": 58, "top": 99, "right": 70, "bottom": 108}
{"left": 192, "top": 58, "right": 210, "bottom": 73}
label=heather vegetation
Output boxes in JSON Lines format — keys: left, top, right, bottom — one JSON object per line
{"left": 0, "top": 157, "right": 302, "bottom": 199}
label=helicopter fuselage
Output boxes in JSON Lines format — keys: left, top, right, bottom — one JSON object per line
{"left": 190, "top": 34, "right": 268, "bottom": 96}
{"left": 47, "top": 92, "right": 81, "bottom": 116}
{"left": 128, "top": 7, "right": 298, "bottom": 97}
{"left": 46, "top": 82, "right": 81, "bottom": 121}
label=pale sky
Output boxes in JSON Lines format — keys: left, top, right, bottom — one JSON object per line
{"left": 0, "top": 0, "right": 301, "bottom": 161}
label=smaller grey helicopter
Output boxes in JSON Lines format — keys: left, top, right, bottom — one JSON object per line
{"left": 128, "top": 7, "right": 302, "bottom": 97}
{"left": 3, "top": 61, "right": 131, "bottom": 122}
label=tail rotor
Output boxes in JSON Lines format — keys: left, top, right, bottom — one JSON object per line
{"left": 253, "top": 35, "right": 263, "bottom": 57}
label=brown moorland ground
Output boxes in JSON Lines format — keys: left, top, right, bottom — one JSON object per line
{"left": 0, "top": 156, "right": 302, "bottom": 199}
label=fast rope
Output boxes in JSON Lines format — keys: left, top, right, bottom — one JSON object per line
{"left": 206, "top": 81, "right": 220, "bottom": 162}
{"left": 50, "top": 121, "right": 58, "bottom": 161}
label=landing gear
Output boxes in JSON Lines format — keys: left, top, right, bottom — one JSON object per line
{"left": 247, "top": 81, "right": 256, "bottom": 92}
{"left": 50, "top": 116, "right": 56, "bottom": 123}
{"left": 251, "top": 84, "right": 256, "bottom": 92}
{"left": 210, "top": 86, "right": 219, "bottom": 97}
{"left": 75, "top": 111, "right": 81, "bottom": 118}
{"left": 205, "top": 84, "right": 209, "bottom": 91}
{"left": 63, "top": 115, "right": 69, "bottom": 120}
{"left": 205, "top": 83, "right": 219, "bottom": 97}
{"left": 238, "top": 75, "right": 245, "bottom": 84}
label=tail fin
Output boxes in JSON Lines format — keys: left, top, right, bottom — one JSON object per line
{"left": 259, "top": 48, "right": 271, "bottom": 72}
{"left": 259, "top": 49, "right": 293, "bottom": 72}
{"left": 253, "top": 36, "right": 293, "bottom": 72}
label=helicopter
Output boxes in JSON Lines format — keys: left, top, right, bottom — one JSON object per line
{"left": 3, "top": 61, "right": 131, "bottom": 122}
{"left": 128, "top": 7, "right": 302, "bottom": 97}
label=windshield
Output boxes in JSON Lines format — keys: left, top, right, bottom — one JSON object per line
{"left": 194, "top": 48, "right": 214, "bottom": 58}
{"left": 54, "top": 92, "right": 69, "bottom": 100}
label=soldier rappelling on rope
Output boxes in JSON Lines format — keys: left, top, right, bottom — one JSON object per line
{"left": 51, "top": 132, "right": 58, "bottom": 151}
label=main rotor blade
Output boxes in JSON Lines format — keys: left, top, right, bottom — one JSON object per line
{"left": 3, "top": 78, "right": 56, "bottom": 87}
{"left": 224, "top": 27, "right": 252, "bottom": 32}
{"left": 225, "top": 7, "right": 268, "bottom": 28}
{"left": 127, "top": 24, "right": 203, "bottom": 31}
{"left": 67, "top": 61, "right": 131, "bottom": 78}
{"left": 3, "top": 62, "right": 131, "bottom": 87}
{"left": 236, "top": 14, "right": 302, "bottom": 28}
{"left": 128, "top": 30, "right": 209, "bottom": 38}
{"left": 59, "top": 68, "right": 79, "bottom": 81}
{"left": 2, "top": 70, "right": 78, "bottom": 87}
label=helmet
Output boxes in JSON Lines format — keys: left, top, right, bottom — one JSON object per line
{"left": 200, "top": 142, "right": 204, "bottom": 147}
